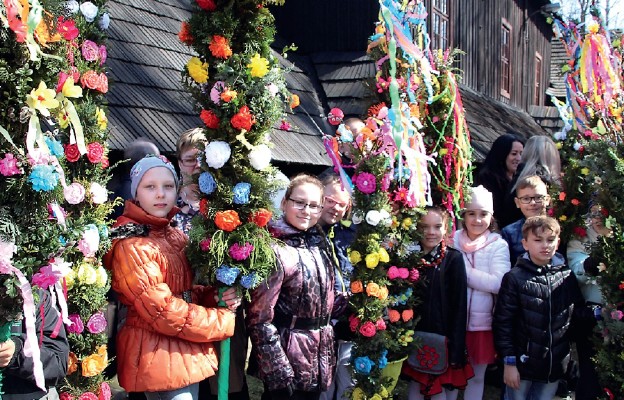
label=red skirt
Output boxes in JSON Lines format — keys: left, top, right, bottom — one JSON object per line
{"left": 466, "top": 330, "right": 496, "bottom": 365}
{"left": 402, "top": 362, "right": 475, "bottom": 396}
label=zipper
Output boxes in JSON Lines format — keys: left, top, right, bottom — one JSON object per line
{"left": 546, "top": 269, "right": 553, "bottom": 380}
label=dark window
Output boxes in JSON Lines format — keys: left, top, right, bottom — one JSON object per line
{"left": 431, "top": 0, "right": 449, "bottom": 50}
{"left": 534, "top": 53, "right": 543, "bottom": 104}
{"left": 501, "top": 20, "right": 512, "bottom": 97}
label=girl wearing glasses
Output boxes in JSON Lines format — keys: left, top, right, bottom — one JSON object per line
{"left": 248, "top": 174, "right": 337, "bottom": 400}
{"left": 174, "top": 128, "right": 205, "bottom": 234}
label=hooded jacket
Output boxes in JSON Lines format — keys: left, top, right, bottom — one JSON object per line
{"left": 247, "top": 218, "right": 336, "bottom": 393}
{"left": 103, "top": 201, "right": 235, "bottom": 392}
{"left": 493, "top": 254, "right": 585, "bottom": 382}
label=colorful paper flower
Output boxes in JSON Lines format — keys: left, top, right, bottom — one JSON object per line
{"left": 29, "top": 164, "right": 59, "bottom": 192}
{"left": 215, "top": 210, "right": 242, "bottom": 232}
{"left": 231, "top": 105, "right": 255, "bottom": 131}
{"left": 204, "top": 141, "right": 231, "bottom": 168}
{"left": 96, "top": 107, "right": 108, "bottom": 130}
{"left": 77, "top": 263, "right": 97, "bottom": 285}
{"left": 198, "top": 172, "right": 217, "bottom": 195}
{"left": 240, "top": 273, "right": 259, "bottom": 289}
{"left": 0, "top": 153, "right": 21, "bottom": 176}
{"left": 196, "top": 0, "right": 217, "bottom": 11}
{"left": 90, "top": 182, "right": 108, "bottom": 204}
{"left": 232, "top": 182, "right": 251, "bottom": 204}
{"left": 87, "top": 312, "right": 107, "bottom": 334}
{"left": 359, "top": 321, "right": 377, "bottom": 337}
{"left": 57, "top": 17, "right": 79, "bottom": 40}
{"left": 248, "top": 144, "right": 271, "bottom": 170}
{"left": 64, "top": 143, "right": 81, "bottom": 162}
{"left": 366, "top": 282, "right": 380, "bottom": 297}
{"left": 210, "top": 81, "right": 225, "bottom": 104}
{"left": 187, "top": 57, "right": 208, "bottom": 84}
{"left": 87, "top": 142, "right": 104, "bottom": 163}
{"left": 350, "top": 280, "right": 363, "bottom": 294}
{"left": 82, "top": 40, "right": 100, "bottom": 62}
{"left": 355, "top": 172, "right": 377, "bottom": 194}
{"left": 216, "top": 265, "right": 240, "bottom": 285}
{"left": 67, "top": 314, "right": 84, "bottom": 334}
{"left": 209, "top": 35, "right": 232, "bottom": 59}
{"left": 349, "top": 250, "right": 362, "bottom": 265}
{"left": 290, "top": 94, "right": 300, "bottom": 109}
{"left": 353, "top": 356, "right": 375, "bottom": 375}
{"left": 178, "top": 21, "right": 194, "bottom": 45}
{"left": 80, "top": 2, "right": 99, "bottom": 22}
{"left": 247, "top": 53, "right": 269, "bottom": 78}
{"left": 98, "top": 13, "right": 110, "bottom": 30}
{"left": 249, "top": 208, "right": 272, "bottom": 227}
{"left": 27, "top": 81, "right": 59, "bottom": 117}
{"left": 200, "top": 238, "right": 212, "bottom": 252}
{"left": 200, "top": 109, "right": 220, "bottom": 129}
{"left": 229, "top": 242, "right": 254, "bottom": 261}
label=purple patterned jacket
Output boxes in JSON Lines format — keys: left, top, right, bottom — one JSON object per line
{"left": 247, "top": 218, "right": 336, "bottom": 392}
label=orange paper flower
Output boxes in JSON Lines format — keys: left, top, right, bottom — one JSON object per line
{"left": 290, "top": 94, "right": 300, "bottom": 109}
{"left": 199, "top": 198, "right": 209, "bottom": 216}
{"left": 178, "top": 22, "right": 194, "bottom": 45}
{"left": 67, "top": 352, "right": 78, "bottom": 375}
{"left": 401, "top": 309, "right": 414, "bottom": 322}
{"left": 571, "top": 198, "right": 580, "bottom": 206}
{"left": 230, "top": 105, "right": 255, "bottom": 131}
{"left": 81, "top": 350, "right": 107, "bottom": 377}
{"left": 250, "top": 208, "right": 272, "bottom": 227}
{"left": 350, "top": 280, "right": 363, "bottom": 294}
{"left": 220, "top": 89, "right": 237, "bottom": 102}
{"left": 209, "top": 35, "right": 232, "bottom": 59}
{"left": 215, "top": 210, "right": 242, "bottom": 232}
{"left": 378, "top": 286, "right": 389, "bottom": 300}
{"left": 559, "top": 192, "right": 566, "bottom": 201}
{"left": 388, "top": 309, "right": 401, "bottom": 323}
{"left": 366, "top": 282, "right": 380, "bottom": 297}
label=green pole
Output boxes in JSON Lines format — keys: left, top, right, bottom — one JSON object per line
{"left": 0, "top": 321, "right": 15, "bottom": 399}
{"left": 217, "top": 287, "right": 230, "bottom": 400}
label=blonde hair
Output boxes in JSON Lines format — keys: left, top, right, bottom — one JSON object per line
{"left": 176, "top": 128, "right": 205, "bottom": 159}
{"left": 512, "top": 136, "right": 561, "bottom": 192}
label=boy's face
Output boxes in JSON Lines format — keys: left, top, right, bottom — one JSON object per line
{"left": 319, "top": 183, "right": 351, "bottom": 227}
{"left": 521, "top": 228, "right": 560, "bottom": 266}
{"left": 135, "top": 167, "right": 178, "bottom": 218}
{"left": 514, "top": 184, "right": 550, "bottom": 218}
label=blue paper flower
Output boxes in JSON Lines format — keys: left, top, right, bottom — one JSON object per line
{"left": 394, "top": 167, "right": 411, "bottom": 181}
{"left": 378, "top": 350, "right": 388, "bottom": 369}
{"left": 393, "top": 287, "right": 413, "bottom": 306}
{"left": 216, "top": 265, "right": 240, "bottom": 286}
{"left": 233, "top": 182, "right": 251, "bottom": 204}
{"left": 240, "top": 273, "right": 259, "bottom": 289}
{"left": 353, "top": 356, "right": 375, "bottom": 375}
{"left": 45, "top": 137, "right": 64, "bottom": 158}
{"left": 199, "top": 172, "right": 217, "bottom": 195}
{"left": 29, "top": 164, "right": 59, "bottom": 192}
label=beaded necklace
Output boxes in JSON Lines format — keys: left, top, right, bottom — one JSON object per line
{"left": 419, "top": 240, "right": 446, "bottom": 268}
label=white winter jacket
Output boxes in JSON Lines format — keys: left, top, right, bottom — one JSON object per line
{"left": 453, "top": 230, "right": 511, "bottom": 332}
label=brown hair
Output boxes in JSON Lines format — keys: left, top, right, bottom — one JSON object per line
{"left": 515, "top": 175, "right": 547, "bottom": 194}
{"left": 521, "top": 215, "right": 560, "bottom": 239}
{"left": 420, "top": 205, "right": 452, "bottom": 231}
{"left": 176, "top": 127, "right": 205, "bottom": 159}
{"left": 283, "top": 174, "right": 324, "bottom": 201}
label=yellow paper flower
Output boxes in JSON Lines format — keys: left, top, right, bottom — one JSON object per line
{"left": 81, "top": 351, "right": 107, "bottom": 377}
{"left": 379, "top": 386, "right": 389, "bottom": 398}
{"left": 401, "top": 218, "right": 413, "bottom": 229}
{"left": 95, "top": 107, "right": 108, "bottom": 130}
{"left": 349, "top": 250, "right": 362, "bottom": 265}
{"left": 559, "top": 215, "right": 568, "bottom": 222}
{"left": 352, "top": 387, "right": 365, "bottom": 400}
{"left": 587, "top": 20, "right": 600, "bottom": 34}
{"left": 247, "top": 53, "right": 269, "bottom": 78}
{"left": 556, "top": 142, "right": 563, "bottom": 150}
{"left": 57, "top": 109, "right": 70, "bottom": 129}
{"left": 27, "top": 81, "right": 59, "bottom": 117}
{"left": 365, "top": 253, "right": 380, "bottom": 269}
{"left": 95, "top": 266, "right": 108, "bottom": 288}
{"left": 77, "top": 263, "right": 97, "bottom": 285}
{"left": 581, "top": 167, "right": 590, "bottom": 175}
{"left": 378, "top": 248, "right": 390, "bottom": 263}
{"left": 64, "top": 269, "right": 76, "bottom": 290}
{"left": 187, "top": 57, "right": 208, "bottom": 84}
{"left": 371, "top": 394, "right": 383, "bottom": 400}
{"left": 366, "top": 282, "right": 380, "bottom": 297}
{"left": 378, "top": 286, "right": 389, "bottom": 300}
{"left": 61, "top": 77, "right": 83, "bottom": 98}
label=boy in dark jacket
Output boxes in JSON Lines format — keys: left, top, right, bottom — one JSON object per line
{"left": 494, "top": 216, "right": 588, "bottom": 400}
{"left": 0, "top": 289, "right": 69, "bottom": 400}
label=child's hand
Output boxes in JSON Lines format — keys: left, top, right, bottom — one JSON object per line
{"left": 215, "top": 287, "right": 242, "bottom": 312}
{"left": 0, "top": 339, "right": 16, "bottom": 368}
{"left": 503, "top": 364, "right": 521, "bottom": 389}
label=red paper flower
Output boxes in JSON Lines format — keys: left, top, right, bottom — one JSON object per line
{"left": 388, "top": 309, "right": 401, "bottom": 323}
{"left": 572, "top": 226, "right": 588, "bottom": 238}
{"left": 349, "top": 314, "right": 360, "bottom": 332}
{"left": 359, "top": 321, "right": 377, "bottom": 337}
{"left": 249, "top": 208, "right": 272, "bottom": 227}
{"left": 78, "top": 393, "right": 98, "bottom": 400}
{"left": 209, "top": 35, "right": 232, "bottom": 59}
{"left": 200, "top": 109, "right": 220, "bottom": 129}
{"left": 178, "top": 22, "right": 194, "bottom": 45}
{"left": 80, "top": 70, "right": 100, "bottom": 90}
{"left": 57, "top": 17, "right": 79, "bottom": 40}
{"left": 571, "top": 198, "right": 580, "bottom": 206}
{"left": 196, "top": 0, "right": 216, "bottom": 11}
{"left": 97, "top": 73, "right": 108, "bottom": 93}
{"left": 230, "top": 105, "right": 255, "bottom": 131}
{"left": 64, "top": 144, "right": 81, "bottom": 162}
{"left": 87, "top": 142, "right": 104, "bottom": 163}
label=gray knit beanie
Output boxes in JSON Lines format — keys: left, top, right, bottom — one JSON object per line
{"left": 130, "top": 155, "right": 179, "bottom": 199}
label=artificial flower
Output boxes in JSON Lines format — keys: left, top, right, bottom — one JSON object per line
{"left": 57, "top": 109, "right": 70, "bottom": 128}
{"left": 64, "top": 182, "right": 86, "bottom": 204}
{"left": 209, "top": 35, "right": 232, "bottom": 59}
{"left": 387, "top": 266, "right": 399, "bottom": 279}
{"left": 29, "top": 164, "right": 59, "bottom": 192}
{"left": 266, "top": 83, "right": 279, "bottom": 96}
{"left": 187, "top": 57, "right": 208, "bottom": 84}
{"left": 99, "top": 382, "right": 112, "bottom": 400}
{"left": 82, "top": 40, "right": 100, "bottom": 62}
{"left": 205, "top": 141, "right": 231, "bottom": 168}
{"left": 0, "top": 153, "right": 21, "bottom": 176}
{"left": 81, "top": 351, "right": 107, "bottom": 377}
{"left": 349, "top": 314, "right": 360, "bottom": 332}
{"left": 79, "top": 392, "right": 98, "bottom": 400}
{"left": 231, "top": 105, "right": 255, "bottom": 131}
{"left": 248, "top": 144, "right": 271, "bottom": 170}
{"left": 349, "top": 250, "right": 362, "bottom": 265}
{"left": 32, "top": 265, "right": 62, "bottom": 289}
{"left": 351, "top": 212, "right": 363, "bottom": 225}
{"left": 77, "top": 263, "right": 98, "bottom": 285}
{"left": 375, "top": 318, "right": 386, "bottom": 330}
{"left": 215, "top": 210, "right": 242, "bottom": 232}
{"left": 210, "top": 81, "right": 225, "bottom": 104}
{"left": 27, "top": 81, "right": 59, "bottom": 117}
{"left": 572, "top": 226, "right": 587, "bottom": 238}
{"left": 95, "top": 266, "right": 108, "bottom": 288}
{"left": 65, "top": 0, "right": 79, "bottom": 13}
{"left": 279, "top": 120, "right": 291, "bottom": 131}
{"left": 378, "top": 248, "right": 390, "bottom": 263}
{"left": 45, "top": 137, "right": 64, "bottom": 157}
{"left": 216, "top": 265, "right": 240, "bottom": 285}
{"left": 97, "top": 73, "right": 108, "bottom": 93}
{"left": 200, "top": 238, "right": 211, "bottom": 252}
{"left": 96, "top": 107, "right": 108, "bottom": 130}
{"left": 581, "top": 167, "right": 590, "bottom": 175}
{"left": 359, "top": 321, "right": 377, "bottom": 337}
{"left": 611, "top": 310, "right": 623, "bottom": 320}
{"left": 249, "top": 208, "right": 272, "bottom": 227}
{"left": 229, "top": 242, "right": 254, "bottom": 261}
{"left": 87, "top": 312, "right": 108, "bottom": 334}
{"left": 351, "top": 388, "right": 365, "bottom": 400}
{"left": 99, "top": 45, "right": 107, "bottom": 65}
{"left": 90, "top": 182, "right": 108, "bottom": 204}
{"left": 378, "top": 286, "right": 388, "bottom": 300}
{"left": 388, "top": 309, "right": 400, "bottom": 323}
{"left": 64, "top": 143, "right": 81, "bottom": 162}
{"left": 220, "top": 89, "right": 237, "bottom": 102}
{"left": 200, "top": 109, "right": 220, "bottom": 129}
{"left": 402, "top": 309, "right": 414, "bottom": 322}
{"left": 365, "top": 253, "right": 380, "bottom": 269}
{"left": 240, "top": 273, "right": 259, "bottom": 289}
{"left": 353, "top": 356, "right": 374, "bottom": 375}
{"left": 67, "top": 314, "right": 84, "bottom": 334}
{"left": 247, "top": 53, "right": 270, "bottom": 78}
{"left": 290, "top": 94, "right": 300, "bottom": 109}
{"left": 80, "top": 70, "right": 100, "bottom": 90}
{"left": 350, "top": 280, "right": 363, "bottom": 294}
{"left": 99, "top": 13, "right": 110, "bottom": 30}
{"left": 87, "top": 142, "right": 104, "bottom": 163}
{"left": 57, "top": 17, "right": 79, "bottom": 40}
{"left": 366, "top": 282, "right": 380, "bottom": 297}
{"left": 196, "top": 0, "right": 217, "bottom": 11}
{"left": 80, "top": 2, "right": 99, "bottom": 22}
{"left": 365, "top": 210, "right": 381, "bottom": 226}
{"left": 178, "top": 21, "right": 194, "bottom": 45}
{"left": 233, "top": 182, "right": 251, "bottom": 204}
{"left": 355, "top": 172, "right": 377, "bottom": 194}
{"left": 67, "top": 352, "right": 78, "bottom": 375}
{"left": 198, "top": 172, "right": 217, "bottom": 194}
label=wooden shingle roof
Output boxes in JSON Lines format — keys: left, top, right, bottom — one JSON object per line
{"left": 106, "top": 0, "right": 331, "bottom": 166}
{"left": 547, "top": 39, "right": 567, "bottom": 98}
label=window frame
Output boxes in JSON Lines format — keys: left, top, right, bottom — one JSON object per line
{"left": 501, "top": 19, "right": 512, "bottom": 98}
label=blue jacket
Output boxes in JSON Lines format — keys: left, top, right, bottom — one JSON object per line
{"left": 501, "top": 218, "right": 525, "bottom": 266}
{"left": 325, "top": 221, "right": 356, "bottom": 293}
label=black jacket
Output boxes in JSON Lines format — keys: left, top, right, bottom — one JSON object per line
{"left": 493, "top": 255, "right": 586, "bottom": 383}
{"left": 3, "top": 289, "right": 69, "bottom": 400}
{"left": 414, "top": 246, "right": 468, "bottom": 366}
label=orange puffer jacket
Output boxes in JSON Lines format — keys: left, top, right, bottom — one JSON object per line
{"left": 104, "top": 201, "right": 235, "bottom": 393}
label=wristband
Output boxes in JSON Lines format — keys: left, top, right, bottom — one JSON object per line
{"left": 503, "top": 355, "right": 516, "bottom": 366}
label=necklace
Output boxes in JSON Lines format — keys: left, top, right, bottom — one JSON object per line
{"left": 419, "top": 241, "right": 446, "bottom": 268}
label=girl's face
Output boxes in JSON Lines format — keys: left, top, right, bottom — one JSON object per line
{"left": 505, "top": 141, "right": 524, "bottom": 176}
{"left": 135, "top": 167, "right": 178, "bottom": 218}
{"left": 463, "top": 210, "right": 492, "bottom": 240}
{"left": 419, "top": 210, "right": 447, "bottom": 254}
{"left": 282, "top": 182, "right": 324, "bottom": 231}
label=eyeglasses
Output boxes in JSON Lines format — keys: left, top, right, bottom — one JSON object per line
{"left": 516, "top": 195, "right": 550, "bottom": 204}
{"left": 179, "top": 157, "right": 200, "bottom": 167}
{"left": 288, "top": 198, "right": 323, "bottom": 213}
{"left": 324, "top": 196, "right": 349, "bottom": 210}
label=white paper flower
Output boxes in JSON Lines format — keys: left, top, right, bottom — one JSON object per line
{"left": 98, "top": 12, "right": 110, "bottom": 30}
{"left": 405, "top": 243, "right": 422, "bottom": 254}
{"left": 89, "top": 182, "right": 108, "bottom": 204}
{"left": 64, "top": 182, "right": 86, "bottom": 204}
{"left": 80, "top": 2, "right": 99, "bottom": 22}
{"left": 351, "top": 212, "right": 363, "bottom": 225}
{"left": 573, "top": 142, "right": 581, "bottom": 151}
{"left": 0, "top": 239, "right": 17, "bottom": 265}
{"left": 366, "top": 210, "right": 382, "bottom": 226}
{"left": 379, "top": 209, "right": 392, "bottom": 226}
{"left": 249, "top": 144, "right": 272, "bottom": 170}
{"left": 205, "top": 141, "right": 231, "bottom": 169}
{"left": 78, "top": 225, "right": 100, "bottom": 257}
{"left": 65, "top": 0, "right": 79, "bottom": 13}
{"left": 266, "top": 83, "right": 279, "bottom": 97}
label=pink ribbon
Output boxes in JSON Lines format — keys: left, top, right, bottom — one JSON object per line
{"left": 0, "top": 262, "right": 45, "bottom": 390}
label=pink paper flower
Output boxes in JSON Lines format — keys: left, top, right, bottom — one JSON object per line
{"left": 387, "top": 266, "right": 400, "bottom": 279}
{"left": 398, "top": 267, "right": 410, "bottom": 279}
{"left": 229, "top": 242, "right": 254, "bottom": 261}
{"left": 59, "top": 393, "right": 74, "bottom": 400}
{"left": 200, "top": 238, "right": 212, "bottom": 252}
{"left": 0, "top": 153, "right": 21, "bottom": 176}
{"left": 611, "top": 310, "right": 623, "bottom": 321}
{"left": 79, "top": 393, "right": 98, "bottom": 400}
{"left": 375, "top": 318, "right": 387, "bottom": 331}
{"left": 279, "top": 120, "right": 291, "bottom": 131}
{"left": 348, "top": 314, "right": 360, "bottom": 332}
{"left": 359, "top": 321, "right": 377, "bottom": 337}
{"left": 81, "top": 40, "right": 100, "bottom": 62}
{"left": 409, "top": 268, "right": 420, "bottom": 282}
{"left": 87, "top": 312, "right": 107, "bottom": 334}
{"left": 381, "top": 173, "right": 392, "bottom": 191}
{"left": 67, "top": 314, "right": 84, "bottom": 334}
{"left": 354, "top": 172, "right": 376, "bottom": 194}
{"left": 210, "top": 81, "right": 225, "bottom": 104}
{"left": 32, "top": 265, "right": 60, "bottom": 289}
{"left": 99, "top": 382, "right": 112, "bottom": 400}
{"left": 99, "top": 45, "right": 107, "bottom": 65}
{"left": 64, "top": 182, "right": 86, "bottom": 204}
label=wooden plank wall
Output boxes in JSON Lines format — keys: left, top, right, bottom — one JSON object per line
{"left": 450, "top": 0, "right": 552, "bottom": 111}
